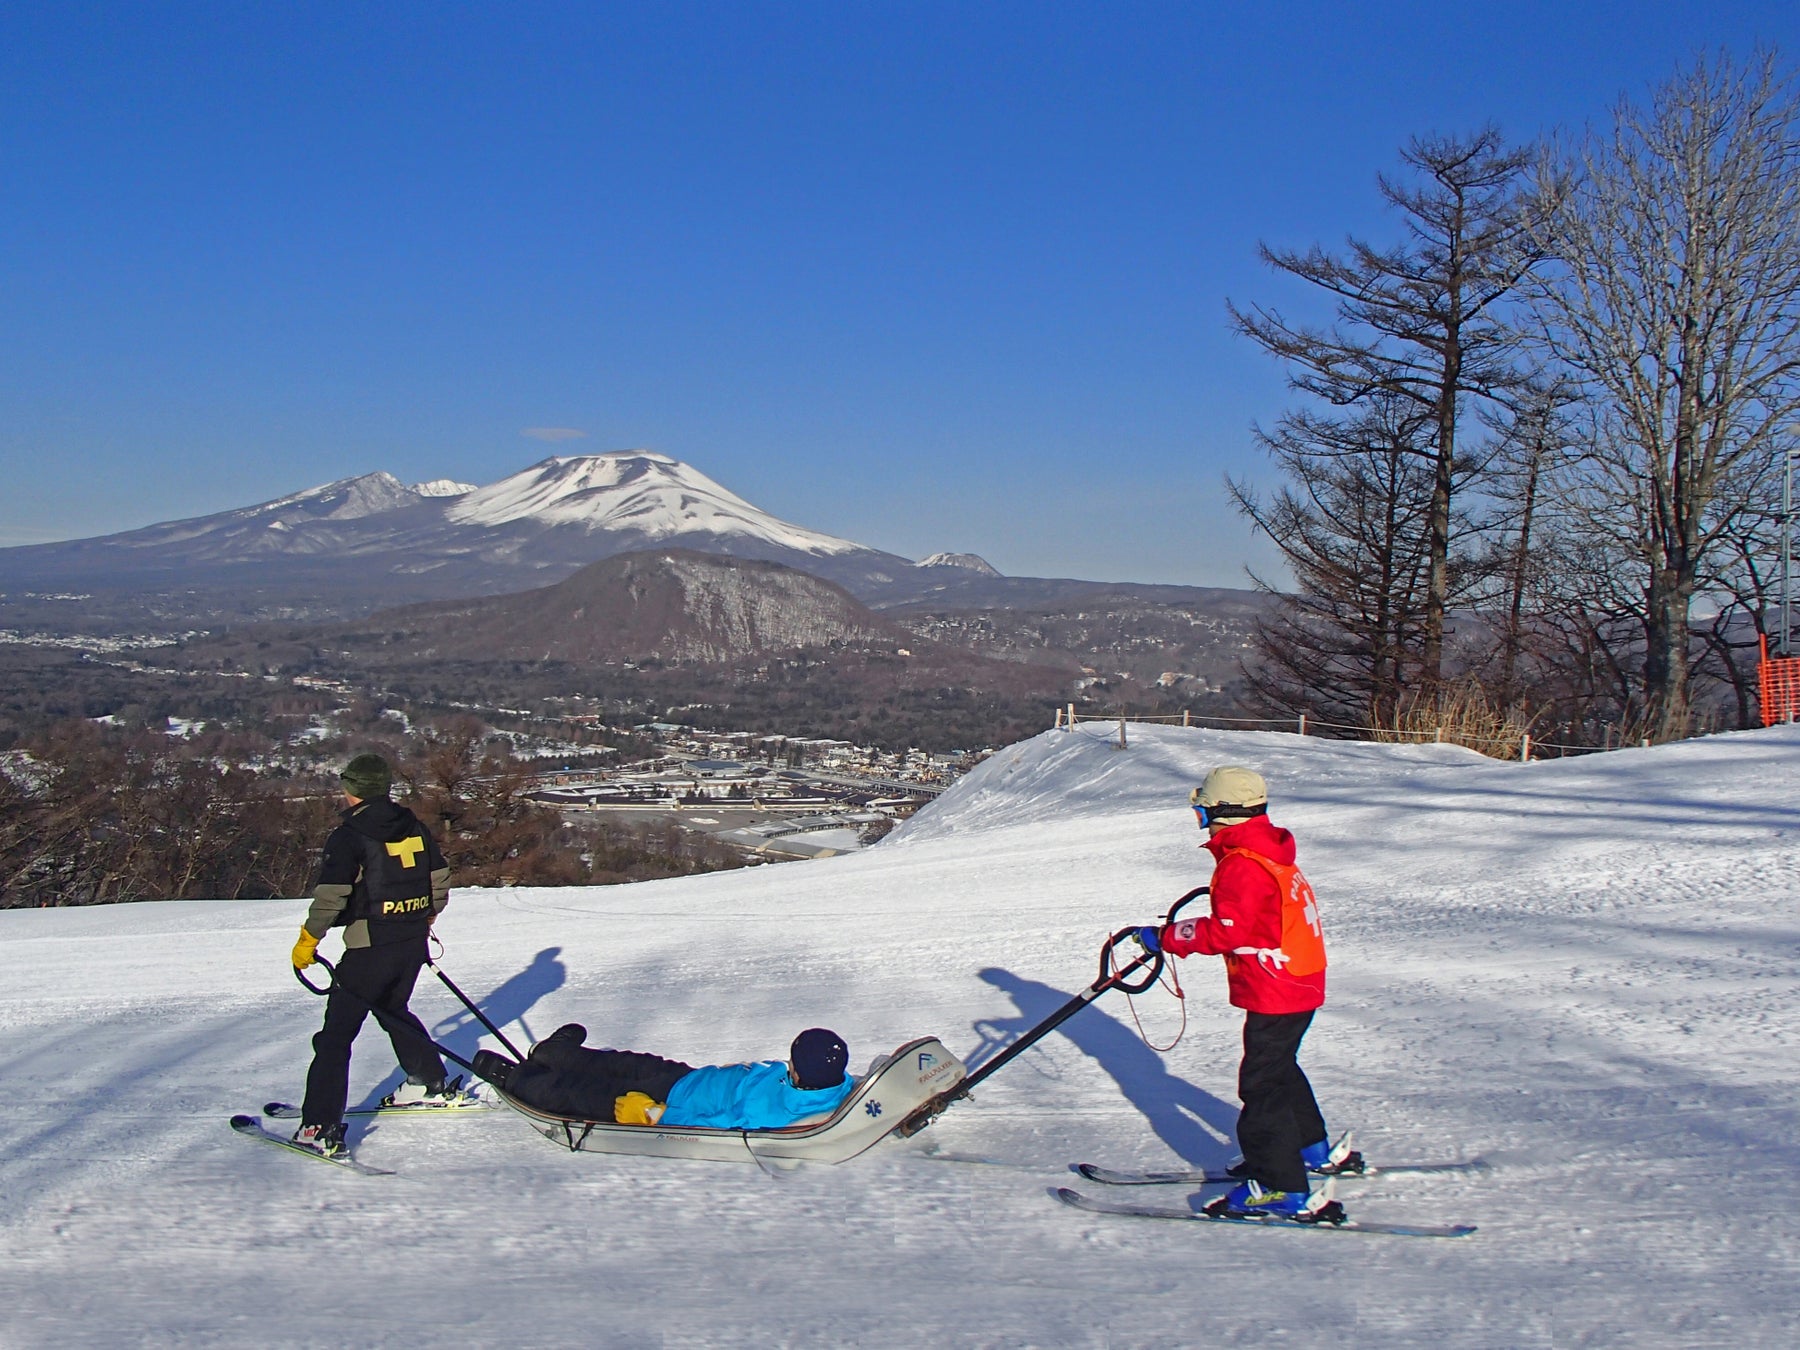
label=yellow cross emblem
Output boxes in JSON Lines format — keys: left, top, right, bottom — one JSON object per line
{"left": 386, "top": 836, "right": 425, "bottom": 868}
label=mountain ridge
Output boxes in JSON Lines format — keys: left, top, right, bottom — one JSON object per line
{"left": 0, "top": 450, "right": 1268, "bottom": 635}
{"left": 370, "top": 548, "right": 909, "bottom": 665}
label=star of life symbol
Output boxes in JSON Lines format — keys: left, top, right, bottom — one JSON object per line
{"left": 865, "top": 1100, "right": 883, "bottom": 1118}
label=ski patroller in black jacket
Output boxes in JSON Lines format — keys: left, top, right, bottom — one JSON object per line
{"left": 304, "top": 799, "right": 449, "bottom": 947}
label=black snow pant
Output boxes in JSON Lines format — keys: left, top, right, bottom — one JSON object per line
{"left": 1236, "top": 1009, "right": 1327, "bottom": 1194}
{"left": 505, "top": 1023, "right": 693, "bottom": 1121}
{"left": 301, "top": 936, "right": 446, "bottom": 1127}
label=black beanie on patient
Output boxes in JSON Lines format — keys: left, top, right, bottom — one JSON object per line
{"left": 789, "top": 1028, "right": 849, "bottom": 1090}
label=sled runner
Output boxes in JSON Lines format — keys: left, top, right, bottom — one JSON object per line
{"left": 492, "top": 1036, "right": 967, "bottom": 1165}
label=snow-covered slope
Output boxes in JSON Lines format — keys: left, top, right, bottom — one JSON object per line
{"left": 449, "top": 452, "right": 866, "bottom": 557}
{"left": 2, "top": 724, "right": 1798, "bottom": 1346}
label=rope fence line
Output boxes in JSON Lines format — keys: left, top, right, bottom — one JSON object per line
{"left": 1051, "top": 705, "right": 1630, "bottom": 761}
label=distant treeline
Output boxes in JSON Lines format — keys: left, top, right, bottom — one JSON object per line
{"left": 0, "top": 717, "right": 747, "bottom": 909}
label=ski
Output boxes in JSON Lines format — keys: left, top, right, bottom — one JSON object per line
{"left": 1055, "top": 1187, "right": 1475, "bottom": 1239}
{"left": 229, "top": 1115, "right": 395, "bottom": 1175}
{"left": 261, "top": 1097, "right": 487, "bottom": 1120}
{"left": 1075, "top": 1157, "right": 1489, "bottom": 1186}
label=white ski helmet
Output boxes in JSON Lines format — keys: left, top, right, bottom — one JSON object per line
{"left": 1190, "top": 765, "right": 1268, "bottom": 821}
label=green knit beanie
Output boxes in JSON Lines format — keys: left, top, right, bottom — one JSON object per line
{"left": 340, "top": 752, "right": 393, "bottom": 800}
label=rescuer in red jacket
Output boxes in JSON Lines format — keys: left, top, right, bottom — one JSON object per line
{"left": 1139, "top": 765, "right": 1349, "bottom": 1220}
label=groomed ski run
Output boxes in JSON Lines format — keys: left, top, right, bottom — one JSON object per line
{"left": 3, "top": 723, "right": 1798, "bottom": 1345}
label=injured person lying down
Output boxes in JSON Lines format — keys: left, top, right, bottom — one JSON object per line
{"left": 476, "top": 1024, "right": 856, "bottom": 1129}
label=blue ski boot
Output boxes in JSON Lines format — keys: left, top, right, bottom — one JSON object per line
{"left": 1301, "top": 1132, "right": 1364, "bottom": 1176}
{"left": 1204, "top": 1177, "right": 1344, "bottom": 1224}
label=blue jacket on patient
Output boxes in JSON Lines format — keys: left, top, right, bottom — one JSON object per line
{"left": 662, "top": 1060, "right": 855, "bottom": 1129}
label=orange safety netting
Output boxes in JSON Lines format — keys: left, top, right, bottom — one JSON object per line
{"left": 1759, "top": 634, "right": 1800, "bottom": 727}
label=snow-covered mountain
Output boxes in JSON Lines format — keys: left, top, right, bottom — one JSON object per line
{"left": 3, "top": 722, "right": 1797, "bottom": 1343}
{"left": 915, "top": 551, "right": 1001, "bottom": 576}
{"left": 0, "top": 451, "right": 919, "bottom": 615}
{"left": 78, "top": 470, "right": 447, "bottom": 558}
{"left": 447, "top": 453, "right": 867, "bottom": 558}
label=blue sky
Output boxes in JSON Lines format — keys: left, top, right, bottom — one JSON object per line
{"left": 2, "top": 3, "right": 1795, "bottom": 587}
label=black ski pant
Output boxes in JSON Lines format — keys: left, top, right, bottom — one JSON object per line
{"left": 302, "top": 936, "right": 446, "bottom": 1127}
{"left": 507, "top": 1023, "right": 693, "bottom": 1120}
{"left": 1236, "top": 1009, "right": 1326, "bottom": 1194}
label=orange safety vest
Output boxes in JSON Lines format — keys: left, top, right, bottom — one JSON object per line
{"left": 1219, "top": 848, "right": 1327, "bottom": 979}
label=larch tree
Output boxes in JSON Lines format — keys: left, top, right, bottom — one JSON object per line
{"left": 1228, "top": 395, "right": 1443, "bottom": 725}
{"left": 1229, "top": 128, "right": 1543, "bottom": 710}
{"left": 1230, "top": 129, "right": 1543, "bottom": 689}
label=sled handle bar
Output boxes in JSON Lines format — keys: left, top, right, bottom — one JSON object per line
{"left": 1099, "top": 884, "right": 1207, "bottom": 995}
{"left": 291, "top": 954, "right": 484, "bottom": 1078}
{"left": 426, "top": 958, "right": 527, "bottom": 1062}
{"left": 294, "top": 956, "right": 333, "bottom": 996}
{"left": 894, "top": 885, "right": 1213, "bottom": 1135}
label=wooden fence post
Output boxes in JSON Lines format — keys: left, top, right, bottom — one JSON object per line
{"left": 1520, "top": 733, "right": 1531, "bottom": 763}
{"left": 1297, "top": 713, "right": 1307, "bottom": 736}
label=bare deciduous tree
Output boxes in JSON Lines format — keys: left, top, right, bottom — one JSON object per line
{"left": 1524, "top": 52, "right": 1800, "bottom": 741}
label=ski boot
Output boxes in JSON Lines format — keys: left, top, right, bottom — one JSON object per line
{"left": 1204, "top": 1177, "right": 1345, "bottom": 1225}
{"left": 1302, "top": 1132, "right": 1364, "bottom": 1176}
{"left": 292, "top": 1122, "right": 347, "bottom": 1157}
{"left": 381, "top": 1074, "right": 468, "bottom": 1109}
{"left": 471, "top": 1050, "right": 515, "bottom": 1091}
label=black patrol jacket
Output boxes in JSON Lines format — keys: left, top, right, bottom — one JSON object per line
{"left": 311, "top": 800, "right": 448, "bottom": 946}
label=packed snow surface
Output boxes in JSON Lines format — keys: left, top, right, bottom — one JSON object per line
{"left": 3, "top": 724, "right": 1799, "bottom": 1347}
{"left": 446, "top": 452, "right": 867, "bottom": 555}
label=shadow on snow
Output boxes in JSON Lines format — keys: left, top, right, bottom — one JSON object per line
{"left": 966, "top": 965, "right": 1238, "bottom": 1167}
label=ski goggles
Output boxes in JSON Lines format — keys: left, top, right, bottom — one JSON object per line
{"left": 1189, "top": 788, "right": 1261, "bottom": 826}
{"left": 1188, "top": 788, "right": 1218, "bottom": 827}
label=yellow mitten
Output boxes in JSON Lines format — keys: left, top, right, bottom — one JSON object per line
{"left": 614, "top": 1091, "right": 665, "bottom": 1125}
{"left": 291, "top": 929, "right": 320, "bottom": 970}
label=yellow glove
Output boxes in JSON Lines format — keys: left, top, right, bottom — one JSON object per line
{"left": 291, "top": 929, "right": 320, "bottom": 970}
{"left": 614, "top": 1091, "right": 665, "bottom": 1125}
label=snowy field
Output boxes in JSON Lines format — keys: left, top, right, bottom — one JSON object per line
{"left": 2, "top": 722, "right": 1798, "bottom": 1348}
